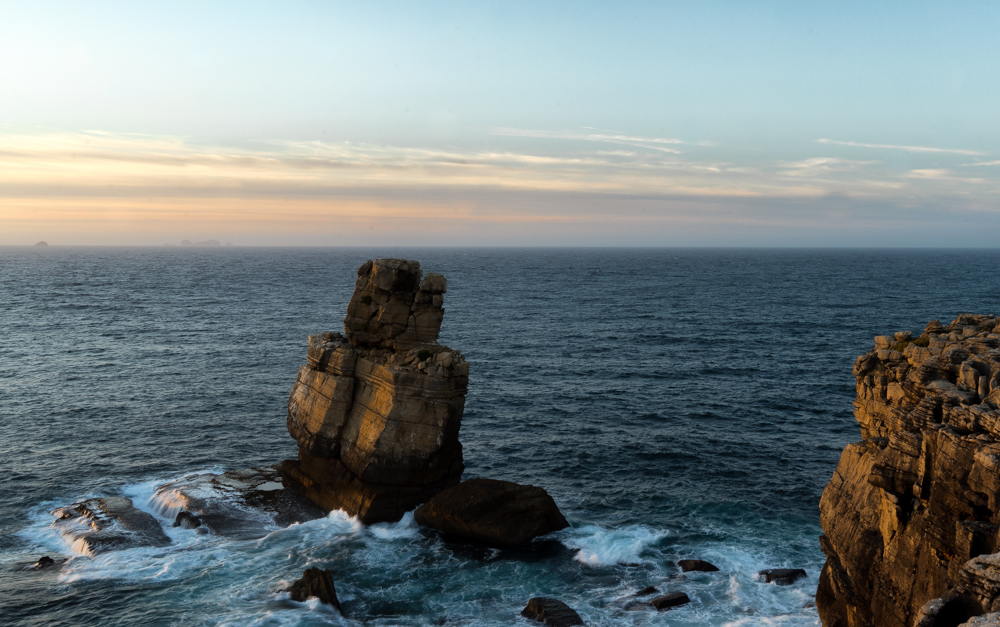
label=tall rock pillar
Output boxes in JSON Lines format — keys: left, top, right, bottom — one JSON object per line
{"left": 282, "top": 259, "right": 469, "bottom": 523}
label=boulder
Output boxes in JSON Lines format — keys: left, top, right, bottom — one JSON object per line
{"left": 283, "top": 259, "right": 469, "bottom": 523}
{"left": 634, "top": 586, "right": 659, "bottom": 596}
{"left": 520, "top": 597, "right": 583, "bottom": 626}
{"left": 31, "top": 556, "right": 55, "bottom": 570}
{"left": 678, "top": 559, "right": 719, "bottom": 572}
{"left": 50, "top": 497, "right": 170, "bottom": 555}
{"left": 758, "top": 568, "right": 806, "bottom": 585}
{"left": 289, "top": 567, "right": 341, "bottom": 611}
{"left": 651, "top": 592, "right": 690, "bottom": 610}
{"left": 152, "top": 465, "right": 324, "bottom": 538}
{"left": 414, "top": 478, "right": 569, "bottom": 548}
{"left": 818, "top": 314, "right": 1000, "bottom": 627}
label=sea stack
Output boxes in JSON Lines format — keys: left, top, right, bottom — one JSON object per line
{"left": 818, "top": 314, "right": 1000, "bottom": 627}
{"left": 281, "top": 259, "right": 469, "bottom": 523}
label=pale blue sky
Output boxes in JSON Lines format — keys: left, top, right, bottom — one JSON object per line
{"left": 1, "top": 1, "right": 998, "bottom": 245}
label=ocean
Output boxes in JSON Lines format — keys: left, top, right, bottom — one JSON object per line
{"left": 2, "top": 247, "right": 998, "bottom": 626}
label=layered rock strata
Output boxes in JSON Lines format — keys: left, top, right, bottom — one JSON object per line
{"left": 51, "top": 497, "right": 170, "bottom": 555}
{"left": 282, "top": 259, "right": 469, "bottom": 523}
{"left": 818, "top": 314, "right": 1000, "bottom": 627}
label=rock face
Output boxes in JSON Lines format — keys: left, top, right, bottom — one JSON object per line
{"left": 818, "top": 314, "right": 1000, "bottom": 627}
{"left": 51, "top": 497, "right": 170, "bottom": 555}
{"left": 521, "top": 597, "right": 584, "bottom": 626}
{"left": 289, "top": 567, "right": 341, "bottom": 611}
{"left": 282, "top": 259, "right": 469, "bottom": 523}
{"left": 151, "top": 466, "right": 324, "bottom": 538}
{"left": 414, "top": 478, "right": 569, "bottom": 547}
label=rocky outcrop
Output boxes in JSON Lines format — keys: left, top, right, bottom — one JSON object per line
{"left": 289, "top": 567, "right": 341, "bottom": 611}
{"left": 678, "top": 559, "right": 719, "bottom": 572}
{"left": 51, "top": 497, "right": 170, "bottom": 555}
{"left": 282, "top": 259, "right": 469, "bottom": 523}
{"left": 650, "top": 592, "right": 690, "bottom": 610}
{"left": 521, "top": 597, "right": 584, "bottom": 626}
{"left": 151, "top": 466, "right": 324, "bottom": 538}
{"left": 818, "top": 314, "right": 1000, "bottom": 627}
{"left": 759, "top": 568, "right": 806, "bottom": 585}
{"left": 414, "top": 478, "right": 569, "bottom": 547}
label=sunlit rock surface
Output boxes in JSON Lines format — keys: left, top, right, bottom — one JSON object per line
{"left": 282, "top": 258, "right": 468, "bottom": 523}
{"left": 51, "top": 496, "right": 170, "bottom": 555}
{"left": 817, "top": 314, "right": 1000, "bottom": 627}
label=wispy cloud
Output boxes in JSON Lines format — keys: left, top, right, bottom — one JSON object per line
{"left": 964, "top": 160, "right": 1000, "bottom": 167}
{"left": 490, "top": 128, "right": 688, "bottom": 153}
{"left": 817, "top": 138, "right": 986, "bottom": 156}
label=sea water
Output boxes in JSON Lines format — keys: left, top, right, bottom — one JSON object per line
{"left": 1, "top": 247, "right": 998, "bottom": 626}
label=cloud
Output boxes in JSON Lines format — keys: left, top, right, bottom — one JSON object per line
{"left": 817, "top": 138, "right": 986, "bottom": 156}
{"left": 964, "top": 160, "right": 1000, "bottom": 167}
{"left": 490, "top": 128, "right": 687, "bottom": 153}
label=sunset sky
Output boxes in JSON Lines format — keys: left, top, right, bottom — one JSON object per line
{"left": 2, "top": 1, "right": 998, "bottom": 246}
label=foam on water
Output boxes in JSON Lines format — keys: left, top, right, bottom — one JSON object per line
{"left": 560, "top": 523, "right": 670, "bottom": 566}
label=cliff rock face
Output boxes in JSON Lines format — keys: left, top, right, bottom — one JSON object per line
{"left": 282, "top": 259, "right": 469, "bottom": 523}
{"left": 818, "top": 314, "right": 1000, "bottom": 627}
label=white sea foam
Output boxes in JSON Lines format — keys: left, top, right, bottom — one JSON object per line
{"left": 366, "top": 511, "right": 419, "bottom": 541}
{"left": 560, "top": 523, "right": 669, "bottom": 566}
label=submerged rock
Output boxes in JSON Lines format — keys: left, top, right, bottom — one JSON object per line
{"left": 678, "top": 559, "right": 719, "bottom": 572}
{"left": 520, "top": 597, "right": 584, "bottom": 626}
{"left": 51, "top": 496, "right": 169, "bottom": 555}
{"left": 152, "top": 465, "right": 323, "bottom": 539}
{"left": 634, "top": 585, "right": 659, "bottom": 596}
{"left": 818, "top": 314, "right": 1000, "bottom": 627}
{"left": 650, "top": 592, "right": 690, "bottom": 610}
{"left": 283, "top": 259, "right": 469, "bottom": 523}
{"left": 289, "top": 567, "right": 341, "bottom": 611}
{"left": 30, "top": 556, "right": 56, "bottom": 570}
{"left": 413, "top": 478, "right": 569, "bottom": 548}
{"left": 758, "top": 568, "right": 806, "bottom": 585}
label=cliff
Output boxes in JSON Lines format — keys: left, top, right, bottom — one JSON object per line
{"left": 281, "top": 258, "right": 469, "bottom": 523}
{"left": 818, "top": 314, "right": 1000, "bottom": 627}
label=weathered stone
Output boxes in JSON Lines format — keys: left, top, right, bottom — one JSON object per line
{"left": 50, "top": 497, "right": 170, "bottom": 555}
{"left": 634, "top": 585, "right": 659, "bottom": 596}
{"left": 651, "top": 592, "right": 690, "bottom": 610}
{"left": 152, "top": 465, "right": 324, "bottom": 538}
{"left": 521, "top": 597, "right": 584, "bottom": 626}
{"left": 414, "top": 478, "right": 569, "bottom": 548}
{"left": 289, "top": 567, "right": 341, "bottom": 611}
{"left": 818, "top": 314, "right": 1000, "bottom": 627}
{"left": 31, "top": 556, "right": 55, "bottom": 570}
{"left": 283, "top": 259, "right": 469, "bottom": 523}
{"left": 678, "top": 559, "right": 719, "bottom": 572}
{"left": 759, "top": 568, "right": 806, "bottom": 585}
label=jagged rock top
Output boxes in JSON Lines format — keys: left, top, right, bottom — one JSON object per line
{"left": 343, "top": 258, "right": 447, "bottom": 350}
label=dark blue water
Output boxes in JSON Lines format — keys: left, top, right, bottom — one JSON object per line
{"left": 1, "top": 247, "right": 998, "bottom": 626}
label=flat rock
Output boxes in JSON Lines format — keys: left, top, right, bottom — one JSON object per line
{"left": 678, "top": 559, "right": 719, "bottom": 572}
{"left": 151, "top": 465, "right": 324, "bottom": 539}
{"left": 51, "top": 497, "right": 170, "bottom": 555}
{"left": 414, "top": 478, "right": 569, "bottom": 548}
{"left": 651, "top": 592, "right": 690, "bottom": 610}
{"left": 289, "top": 567, "right": 341, "bottom": 611}
{"left": 759, "top": 568, "right": 806, "bottom": 585}
{"left": 520, "top": 597, "right": 583, "bottom": 626}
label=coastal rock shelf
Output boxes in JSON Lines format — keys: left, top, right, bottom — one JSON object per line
{"left": 282, "top": 258, "right": 470, "bottom": 523}
{"left": 818, "top": 314, "right": 1000, "bottom": 627}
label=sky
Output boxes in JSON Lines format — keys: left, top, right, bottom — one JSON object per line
{"left": 1, "top": 1, "right": 999, "bottom": 246}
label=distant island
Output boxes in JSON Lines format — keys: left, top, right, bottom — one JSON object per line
{"left": 34, "top": 241, "right": 48, "bottom": 247}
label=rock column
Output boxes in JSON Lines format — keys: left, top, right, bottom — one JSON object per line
{"left": 282, "top": 259, "right": 469, "bottom": 523}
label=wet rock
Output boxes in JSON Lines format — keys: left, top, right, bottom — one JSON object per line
{"left": 289, "top": 567, "right": 341, "bottom": 611}
{"left": 173, "top": 511, "right": 201, "bottom": 529}
{"left": 818, "top": 314, "right": 1000, "bottom": 627}
{"left": 31, "top": 556, "right": 55, "bottom": 570}
{"left": 634, "top": 585, "right": 659, "bottom": 596}
{"left": 520, "top": 597, "right": 583, "bottom": 626}
{"left": 758, "top": 568, "right": 806, "bottom": 585}
{"left": 152, "top": 465, "right": 324, "bottom": 539}
{"left": 651, "top": 592, "right": 690, "bottom": 610}
{"left": 678, "top": 559, "right": 719, "bottom": 572}
{"left": 283, "top": 259, "right": 468, "bottom": 523}
{"left": 414, "top": 478, "right": 569, "bottom": 548}
{"left": 51, "top": 496, "right": 170, "bottom": 555}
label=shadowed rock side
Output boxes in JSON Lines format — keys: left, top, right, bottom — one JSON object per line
{"left": 414, "top": 478, "right": 569, "bottom": 548}
{"left": 282, "top": 259, "right": 469, "bottom": 523}
{"left": 51, "top": 497, "right": 170, "bottom": 555}
{"left": 817, "top": 314, "right": 1000, "bottom": 627}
